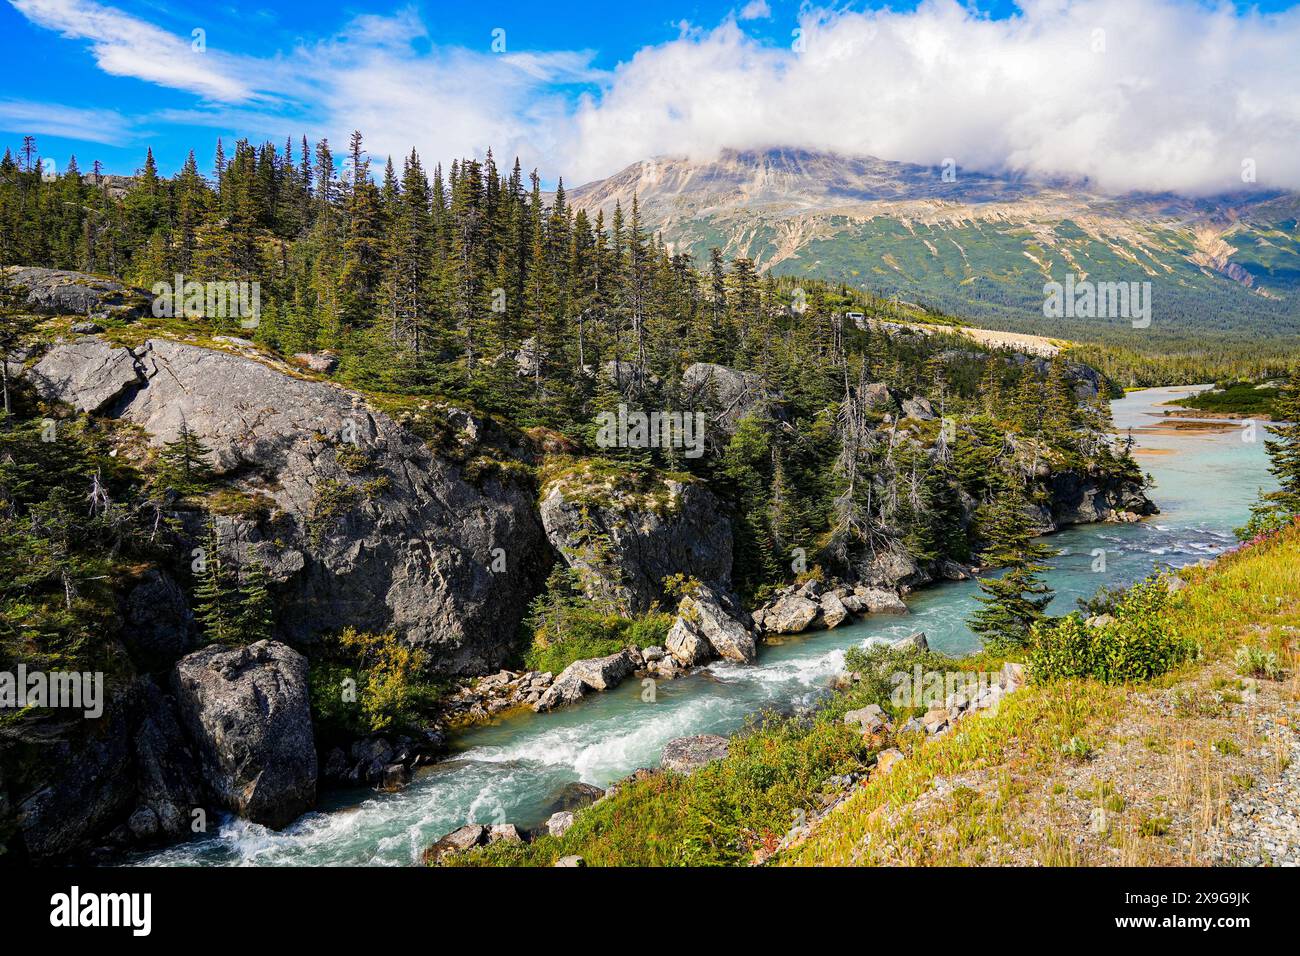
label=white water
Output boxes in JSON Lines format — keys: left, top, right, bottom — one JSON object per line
{"left": 135, "top": 385, "right": 1272, "bottom": 866}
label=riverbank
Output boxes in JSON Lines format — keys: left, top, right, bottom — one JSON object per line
{"left": 446, "top": 521, "right": 1300, "bottom": 867}
{"left": 133, "top": 385, "right": 1270, "bottom": 866}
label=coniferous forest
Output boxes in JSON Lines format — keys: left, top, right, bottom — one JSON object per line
{"left": 0, "top": 132, "right": 1150, "bottom": 667}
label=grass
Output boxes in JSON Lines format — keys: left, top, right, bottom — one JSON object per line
{"left": 782, "top": 522, "right": 1300, "bottom": 866}
{"left": 1163, "top": 380, "right": 1280, "bottom": 418}
{"left": 522, "top": 610, "right": 672, "bottom": 674}
{"left": 453, "top": 707, "right": 876, "bottom": 867}
{"left": 436, "top": 523, "right": 1300, "bottom": 868}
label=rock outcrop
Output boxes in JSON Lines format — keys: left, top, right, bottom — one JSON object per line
{"left": 539, "top": 464, "right": 733, "bottom": 615}
{"left": 533, "top": 646, "right": 644, "bottom": 712}
{"left": 27, "top": 337, "right": 550, "bottom": 674}
{"left": 681, "top": 362, "right": 789, "bottom": 435}
{"left": 0, "top": 676, "right": 201, "bottom": 862}
{"left": 28, "top": 336, "right": 141, "bottom": 413}
{"left": 172, "top": 640, "right": 317, "bottom": 829}
{"left": 3, "top": 266, "right": 148, "bottom": 319}
{"left": 664, "top": 584, "right": 757, "bottom": 665}
{"left": 661, "top": 734, "right": 730, "bottom": 774}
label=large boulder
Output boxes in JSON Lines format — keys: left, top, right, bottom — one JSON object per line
{"left": 533, "top": 646, "right": 643, "bottom": 712}
{"left": 27, "top": 338, "right": 550, "bottom": 674}
{"left": 423, "top": 824, "right": 487, "bottom": 864}
{"left": 819, "top": 592, "right": 850, "bottom": 628}
{"left": 172, "top": 640, "right": 316, "bottom": 829}
{"left": 661, "top": 734, "right": 730, "bottom": 774}
{"left": 0, "top": 675, "right": 201, "bottom": 861}
{"left": 900, "top": 396, "right": 937, "bottom": 421}
{"left": 3, "top": 266, "right": 147, "bottom": 318}
{"left": 539, "top": 464, "right": 733, "bottom": 615}
{"left": 850, "top": 585, "right": 908, "bottom": 614}
{"left": 762, "top": 593, "right": 821, "bottom": 634}
{"left": 681, "top": 362, "right": 788, "bottom": 435}
{"left": 667, "top": 584, "right": 757, "bottom": 664}
{"left": 27, "top": 336, "right": 142, "bottom": 413}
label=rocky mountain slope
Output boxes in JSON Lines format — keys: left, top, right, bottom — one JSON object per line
{"left": 1, "top": 267, "right": 1154, "bottom": 863}
{"left": 567, "top": 148, "right": 1300, "bottom": 341}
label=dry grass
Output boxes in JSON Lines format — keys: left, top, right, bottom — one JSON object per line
{"left": 781, "top": 525, "right": 1300, "bottom": 867}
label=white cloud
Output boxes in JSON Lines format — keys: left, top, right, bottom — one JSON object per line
{"left": 0, "top": 99, "right": 133, "bottom": 145}
{"left": 12, "top": 0, "right": 1300, "bottom": 194}
{"left": 10, "top": 0, "right": 269, "bottom": 101}
{"left": 739, "top": 0, "right": 772, "bottom": 21}
{"left": 557, "top": 0, "right": 1300, "bottom": 194}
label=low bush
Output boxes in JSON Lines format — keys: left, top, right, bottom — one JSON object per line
{"left": 1030, "top": 574, "right": 1196, "bottom": 684}
{"left": 1234, "top": 644, "right": 1283, "bottom": 680}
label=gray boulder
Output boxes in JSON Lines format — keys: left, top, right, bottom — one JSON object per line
{"left": 534, "top": 646, "right": 643, "bottom": 712}
{"left": 665, "top": 615, "right": 712, "bottom": 667}
{"left": 539, "top": 468, "right": 733, "bottom": 615}
{"left": 3, "top": 266, "right": 147, "bottom": 318}
{"left": 546, "top": 811, "right": 576, "bottom": 838}
{"left": 27, "top": 337, "right": 141, "bottom": 413}
{"left": 843, "top": 704, "right": 887, "bottom": 735}
{"left": 762, "top": 594, "right": 821, "bottom": 634}
{"left": 892, "top": 631, "right": 929, "bottom": 653}
{"left": 172, "top": 640, "right": 316, "bottom": 829}
{"left": 424, "top": 823, "right": 487, "bottom": 863}
{"left": 819, "top": 591, "right": 850, "bottom": 629}
{"left": 851, "top": 585, "right": 908, "bottom": 614}
{"left": 901, "top": 396, "right": 937, "bottom": 421}
{"left": 681, "top": 362, "right": 788, "bottom": 435}
{"left": 661, "top": 734, "right": 730, "bottom": 774}
{"left": 666, "top": 584, "right": 757, "bottom": 664}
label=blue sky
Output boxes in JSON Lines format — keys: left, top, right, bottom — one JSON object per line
{"left": 3, "top": 0, "right": 1299, "bottom": 194}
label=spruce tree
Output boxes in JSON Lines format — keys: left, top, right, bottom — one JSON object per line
{"left": 154, "top": 422, "right": 215, "bottom": 495}
{"left": 968, "top": 472, "right": 1055, "bottom": 650}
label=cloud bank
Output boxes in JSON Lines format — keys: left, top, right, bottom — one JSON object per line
{"left": 10, "top": 0, "right": 1300, "bottom": 194}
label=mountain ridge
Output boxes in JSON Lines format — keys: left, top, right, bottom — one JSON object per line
{"left": 567, "top": 148, "right": 1300, "bottom": 342}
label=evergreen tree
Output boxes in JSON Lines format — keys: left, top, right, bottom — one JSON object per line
{"left": 968, "top": 473, "right": 1055, "bottom": 650}
{"left": 154, "top": 422, "right": 214, "bottom": 495}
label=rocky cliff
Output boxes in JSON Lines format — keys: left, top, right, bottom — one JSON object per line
{"left": 29, "top": 335, "right": 550, "bottom": 675}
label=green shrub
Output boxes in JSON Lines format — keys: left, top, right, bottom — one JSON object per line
{"left": 842, "top": 641, "right": 954, "bottom": 718}
{"left": 1234, "top": 644, "right": 1283, "bottom": 680}
{"left": 523, "top": 606, "right": 672, "bottom": 674}
{"left": 309, "top": 628, "right": 444, "bottom": 736}
{"left": 1030, "top": 574, "right": 1196, "bottom": 684}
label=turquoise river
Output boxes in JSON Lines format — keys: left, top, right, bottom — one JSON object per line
{"left": 137, "top": 384, "right": 1274, "bottom": 865}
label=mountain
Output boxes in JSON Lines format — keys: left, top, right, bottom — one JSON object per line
{"left": 567, "top": 148, "right": 1300, "bottom": 344}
